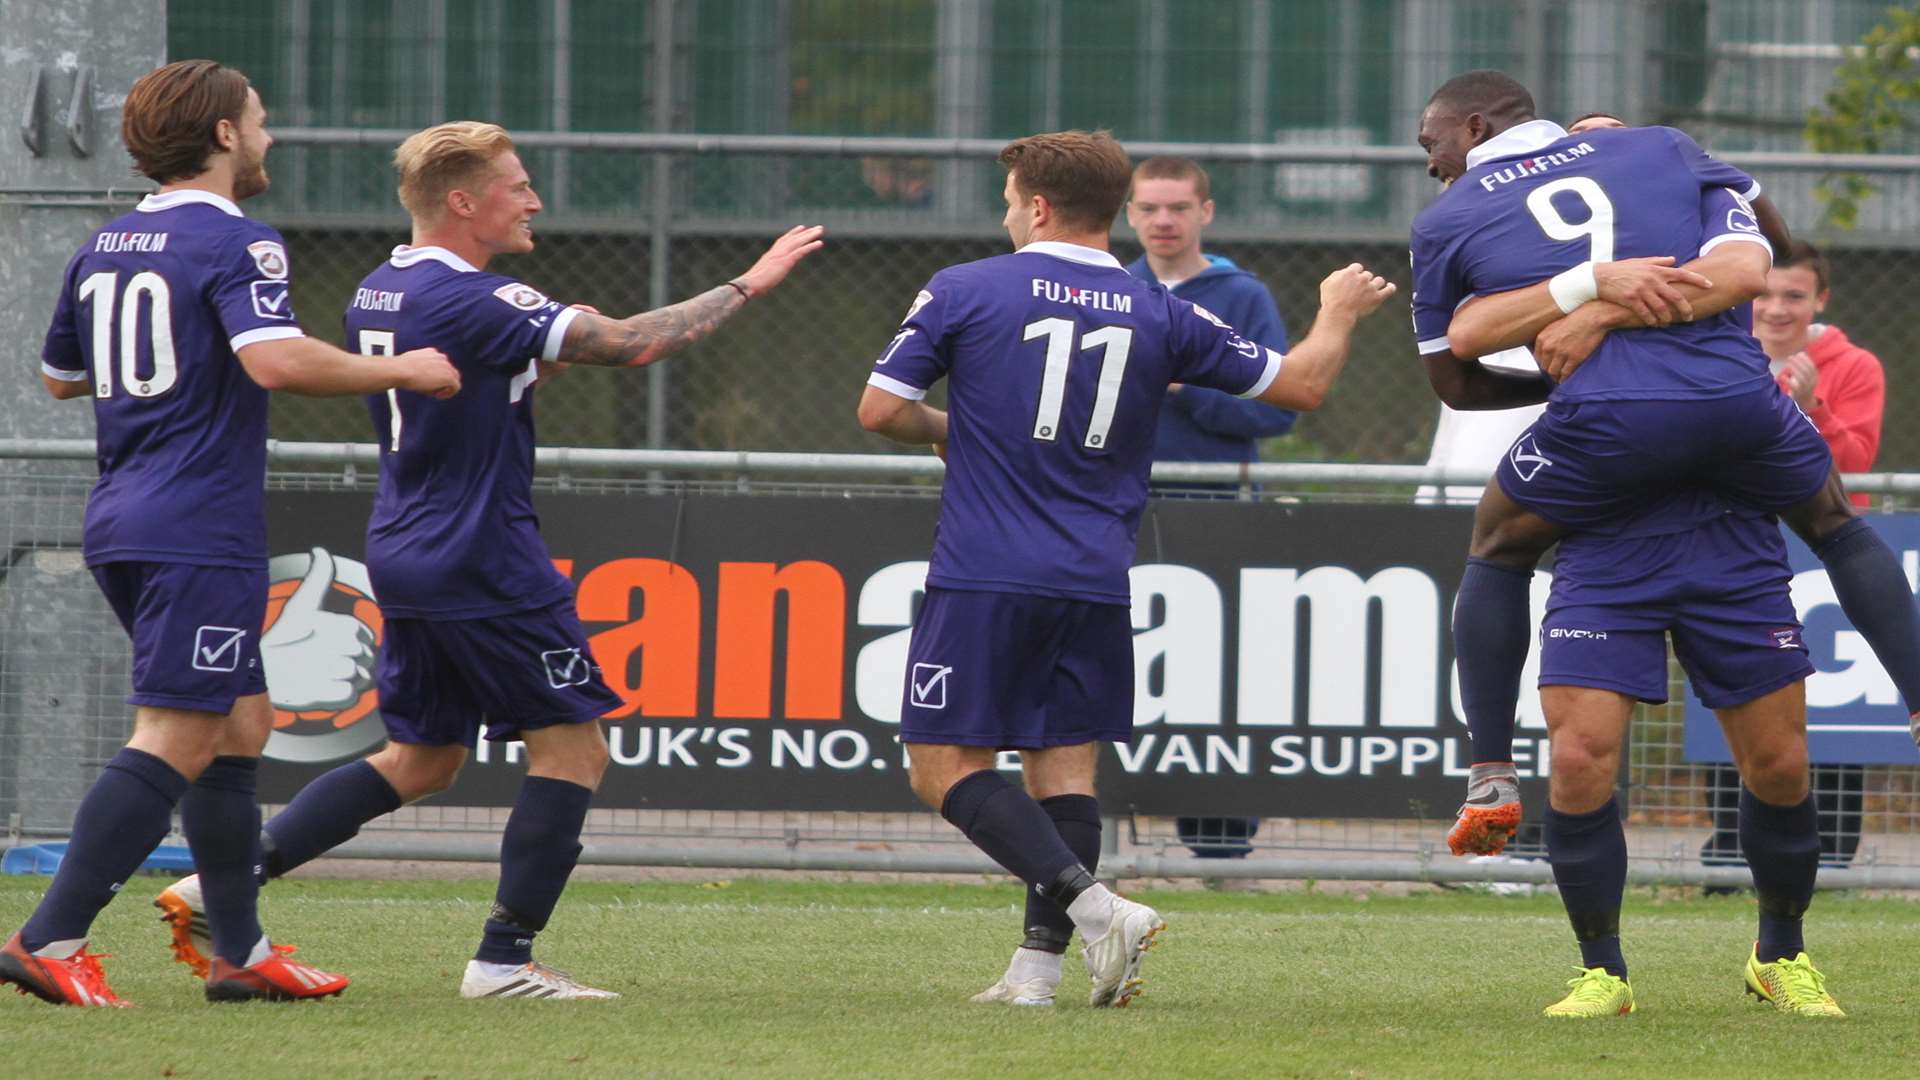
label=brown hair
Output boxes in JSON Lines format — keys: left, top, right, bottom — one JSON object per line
{"left": 393, "top": 121, "right": 517, "bottom": 221}
{"left": 1132, "top": 155, "right": 1211, "bottom": 202}
{"left": 998, "top": 130, "right": 1133, "bottom": 233}
{"left": 1777, "top": 239, "right": 1830, "bottom": 293}
{"left": 121, "top": 60, "right": 253, "bottom": 184}
{"left": 1567, "top": 110, "right": 1625, "bottom": 129}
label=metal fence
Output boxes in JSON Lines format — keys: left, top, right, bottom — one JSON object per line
{"left": 138, "top": 0, "right": 1920, "bottom": 469}
{"left": 5, "top": 445, "right": 1920, "bottom": 889}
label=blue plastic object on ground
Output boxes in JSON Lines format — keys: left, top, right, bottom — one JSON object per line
{"left": 2, "top": 842, "right": 195, "bottom": 876}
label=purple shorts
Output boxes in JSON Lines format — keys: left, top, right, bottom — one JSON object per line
{"left": 376, "top": 601, "right": 623, "bottom": 747}
{"left": 1540, "top": 512, "right": 1813, "bottom": 709}
{"left": 1496, "top": 386, "right": 1832, "bottom": 536}
{"left": 92, "top": 561, "right": 269, "bottom": 715}
{"left": 899, "top": 587, "right": 1134, "bottom": 750}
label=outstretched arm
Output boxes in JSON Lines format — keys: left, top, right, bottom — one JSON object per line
{"left": 1250, "top": 264, "right": 1396, "bottom": 412}
{"left": 238, "top": 336, "right": 461, "bottom": 398}
{"left": 557, "top": 225, "right": 824, "bottom": 368}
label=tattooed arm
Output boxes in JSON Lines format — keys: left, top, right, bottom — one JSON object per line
{"left": 557, "top": 285, "right": 745, "bottom": 368}
{"left": 554, "top": 224, "right": 826, "bottom": 369}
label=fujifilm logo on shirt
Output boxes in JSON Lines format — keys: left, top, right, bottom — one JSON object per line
{"left": 353, "top": 287, "right": 405, "bottom": 313}
{"left": 1478, "top": 142, "right": 1598, "bottom": 192}
{"left": 1031, "top": 278, "right": 1133, "bottom": 313}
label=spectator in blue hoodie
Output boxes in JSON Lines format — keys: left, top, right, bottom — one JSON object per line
{"left": 1126, "top": 156, "right": 1296, "bottom": 493}
{"left": 1126, "top": 157, "right": 1292, "bottom": 865}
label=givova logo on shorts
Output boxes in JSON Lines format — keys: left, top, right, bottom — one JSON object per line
{"left": 260, "top": 547, "right": 388, "bottom": 764}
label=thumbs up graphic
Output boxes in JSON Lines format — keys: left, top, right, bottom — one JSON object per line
{"left": 261, "top": 547, "right": 378, "bottom": 712}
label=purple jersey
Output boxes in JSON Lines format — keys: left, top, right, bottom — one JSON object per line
{"left": 345, "top": 246, "right": 581, "bottom": 619}
{"left": 868, "top": 241, "right": 1280, "bottom": 604}
{"left": 1411, "top": 123, "right": 1772, "bottom": 402}
{"left": 39, "top": 190, "right": 306, "bottom": 568}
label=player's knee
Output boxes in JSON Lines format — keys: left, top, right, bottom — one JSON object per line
{"left": 1740, "top": 743, "right": 1809, "bottom": 804}
{"left": 1468, "top": 523, "right": 1552, "bottom": 566}
{"left": 373, "top": 744, "right": 465, "bottom": 800}
{"left": 906, "top": 763, "right": 947, "bottom": 811}
{"left": 1548, "top": 737, "right": 1613, "bottom": 791}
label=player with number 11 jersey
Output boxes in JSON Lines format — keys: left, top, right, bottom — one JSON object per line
{"left": 859, "top": 130, "right": 1394, "bottom": 1011}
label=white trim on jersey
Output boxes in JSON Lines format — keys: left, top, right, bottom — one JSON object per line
{"left": 41, "top": 361, "right": 88, "bottom": 382}
{"left": 387, "top": 244, "right": 481, "bottom": 273}
{"left": 1741, "top": 179, "right": 1763, "bottom": 201}
{"left": 137, "top": 189, "right": 244, "bottom": 217}
{"left": 866, "top": 371, "right": 928, "bottom": 401}
{"left": 1016, "top": 240, "right": 1124, "bottom": 269}
{"left": 1418, "top": 335, "right": 1453, "bottom": 356}
{"left": 1464, "top": 120, "right": 1571, "bottom": 172}
{"left": 229, "top": 326, "right": 305, "bottom": 352}
{"left": 1699, "top": 231, "right": 1773, "bottom": 260}
{"left": 1236, "top": 347, "right": 1284, "bottom": 400}
{"left": 542, "top": 306, "right": 582, "bottom": 363}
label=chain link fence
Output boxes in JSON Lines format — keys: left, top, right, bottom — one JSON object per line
{"left": 143, "top": 0, "right": 1920, "bottom": 469}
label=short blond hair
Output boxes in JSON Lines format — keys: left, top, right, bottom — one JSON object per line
{"left": 393, "top": 121, "right": 516, "bottom": 220}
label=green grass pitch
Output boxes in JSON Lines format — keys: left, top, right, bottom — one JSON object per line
{"left": 1, "top": 876, "right": 1915, "bottom": 1079}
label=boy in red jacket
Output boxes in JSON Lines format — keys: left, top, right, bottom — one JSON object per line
{"left": 1757, "top": 241, "right": 1886, "bottom": 506}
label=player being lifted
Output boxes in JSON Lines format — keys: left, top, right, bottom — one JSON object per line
{"left": 153, "top": 121, "right": 823, "bottom": 1000}
{"left": 1, "top": 60, "right": 460, "bottom": 1007}
{"left": 1418, "top": 74, "right": 1920, "bottom": 862}
{"left": 1411, "top": 70, "right": 1878, "bottom": 1015}
{"left": 858, "top": 130, "right": 1394, "bottom": 1008}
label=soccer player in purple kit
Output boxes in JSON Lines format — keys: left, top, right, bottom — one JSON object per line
{"left": 0, "top": 60, "right": 461, "bottom": 1008}
{"left": 1411, "top": 70, "right": 1879, "bottom": 1016}
{"left": 858, "top": 130, "right": 1395, "bottom": 1008}
{"left": 152, "top": 121, "right": 822, "bottom": 1000}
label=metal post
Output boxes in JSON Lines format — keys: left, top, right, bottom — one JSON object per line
{"left": 646, "top": 0, "right": 676, "bottom": 453}
{"left": 548, "top": 0, "right": 571, "bottom": 214}
{"left": 1520, "top": 0, "right": 1550, "bottom": 118}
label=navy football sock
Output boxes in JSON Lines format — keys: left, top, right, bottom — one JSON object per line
{"left": 180, "top": 756, "right": 265, "bottom": 966}
{"left": 476, "top": 776, "right": 593, "bottom": 966}
{"left": 1453, "top": 559, "right": 1533, "bottom": 765}
{"left": 1545, "top": 799, "right": 1629, "bottom": 979}
{"left": 20, "top": 748, "right": 188, "bottom": 950}
{"left": 1022, "top": 794, "right": 1102, "bottom": 952}
{"left": 261, "top": 759, "right": 403, "bottom": 880}
{"left": 1813, "top": 518, "right": 1920, "bottom": 714}
{"left": 1739, "top": 788, "right": 1819, "bottom": 963}
{"left": 941, "top": 770, "right": 1090, "bottom": 906}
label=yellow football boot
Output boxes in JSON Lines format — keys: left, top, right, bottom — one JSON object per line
{"left": 1542, "top": 966, "right": 1635, "bottom": 1018}
{"left": 1745, "top": 949, "right": 1845, "bottom": 1017}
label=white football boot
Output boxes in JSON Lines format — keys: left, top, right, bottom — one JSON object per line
{"left": 1081, "top": 895, "right": 1165, "bottom": 1007}
{"left": 460, "top": 959, "right": 620, "bottom": 1000}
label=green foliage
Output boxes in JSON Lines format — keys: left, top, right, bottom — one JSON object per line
{"left": 3, "top": 877, "right": 1916, "bottom": 1077}
{"left": 1805, "top": 5, "right": 1920, "bottom": 229}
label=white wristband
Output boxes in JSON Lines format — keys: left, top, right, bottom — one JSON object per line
{"left": 1547, "top": 262, "right": 1598, "bottom": 314}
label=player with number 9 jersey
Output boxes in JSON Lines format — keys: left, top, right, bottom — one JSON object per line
{"left": 1411, "top": 123, "right": 1771, "bottom": 404}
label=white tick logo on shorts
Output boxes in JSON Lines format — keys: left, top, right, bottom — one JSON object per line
{"left": 542, "top": 647, "right": 592, "bottom": 689}
{"left": 1509, "top": 435, "right": 1553, "bottom": 482}
{"left": 910, "top": 663, "right": 952, "bottom": 709}
{"left": 192, "top": 626, "right": 247, "bottom": 672}
{"left": 1772, "top": 628, "right": 1800, "bottom": 649}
